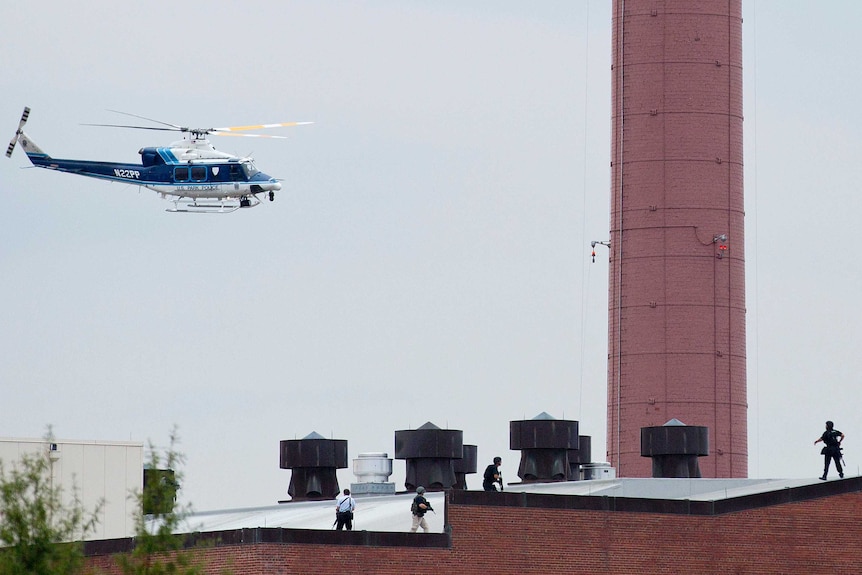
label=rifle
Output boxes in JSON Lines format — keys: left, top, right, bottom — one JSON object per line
{"left": 413, "top": 498, "right": 436, "bottom": 515}
{"left": 498, "top": 473, "right": 504, "bottom": 492}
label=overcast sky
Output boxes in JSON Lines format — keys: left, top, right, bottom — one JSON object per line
{"left": 1, "top": 1, "right": 860, "bottom": 512}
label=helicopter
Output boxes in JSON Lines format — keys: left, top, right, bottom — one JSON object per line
{"left": 6, "top": 107, "right": 311, "bottom": 213}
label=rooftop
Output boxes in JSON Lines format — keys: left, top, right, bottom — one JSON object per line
{"left": 176, "top": 476, "right": 840, "bottom": 534}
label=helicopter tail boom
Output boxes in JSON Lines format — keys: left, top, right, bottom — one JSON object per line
{"left": 17, "top": 132, "right": 51, "bottom": 162}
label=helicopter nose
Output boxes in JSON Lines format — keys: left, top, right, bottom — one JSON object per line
{"left": 271, "top": 181, "right": 282, "bottom": 191}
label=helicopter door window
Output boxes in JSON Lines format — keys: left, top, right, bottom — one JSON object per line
{"left": 190, "top": 166, "right": 207, "bottom": 181}
{"left": 229, "top": 165, "right": 244, "bottom": 181}
{"left": 174, "top": 167, "right": 190, "bottom": 182}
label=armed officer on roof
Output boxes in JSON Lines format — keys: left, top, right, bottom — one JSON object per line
{"left": 483, "top": 456, "right": 503, "bottom": 491}
{"left": 815, "top": 421, "right": 845, "bottom": 480}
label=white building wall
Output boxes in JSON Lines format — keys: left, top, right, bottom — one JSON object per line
{"left": 0, "top": 438, "right": 143, "bottom": 540}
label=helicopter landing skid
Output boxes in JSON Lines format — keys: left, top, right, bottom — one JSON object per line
{"left": 166, "top": 195, "right": 260, "bottom": 213}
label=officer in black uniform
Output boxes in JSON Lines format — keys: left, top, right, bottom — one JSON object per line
{"left": 483, "top": 456, "right": 503, "bottom": 491}
{"left": 814, "top": 421, "right": 845, "bottom": 480}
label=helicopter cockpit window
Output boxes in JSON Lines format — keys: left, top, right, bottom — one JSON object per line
{"left": 190, "top": 166, "right": 207, "bottom": 181}
{"left": 174, "top": 167, "right": 190, "bottom": 182}
{"left": 241, "top": 161, "right": 259, "bottom": 179}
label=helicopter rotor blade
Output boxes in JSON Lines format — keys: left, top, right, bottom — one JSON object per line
{"left": 81, "top": 112, "right": 313, "bottom": 139}
{"left": 81, "top": 123, "right": 181, "bottom": 132}
{"left": 106, "top": 110, "right": 186, "bottom": 131}
{"left": 210, "top": 121, "right": 313, "bottom": 138}
{"left": 212, "top": 121, "right": 314, "bottom": 133}
{"left": 6, "top": 106, "right": 31, "bottom": 158}
{"left": 210, "top": 132, "right": 290, "bottom": 139}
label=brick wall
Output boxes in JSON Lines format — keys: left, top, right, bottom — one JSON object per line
{"left": 84, "top": 481, "right": 862, "bottom": 574}
{"left": 608, "top": 0, "right": 748, "bottom": 479}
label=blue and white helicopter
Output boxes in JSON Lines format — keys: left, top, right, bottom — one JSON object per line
{"left": 6, "top": 107, "right": 311, "bottom": 213}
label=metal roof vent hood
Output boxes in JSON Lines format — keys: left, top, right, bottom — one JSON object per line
{"left": 350, "top": 452, "right": 396, "bottom": 495}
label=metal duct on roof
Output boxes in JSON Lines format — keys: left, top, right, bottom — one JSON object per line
{"left": 279, "top": 433, "right": 348, "bottom": 500}
{"left": 394, "top": 421, "right": 463, "bottom": 492}
{"left": 510, "top": 414, "right": 579, "bottom": 482}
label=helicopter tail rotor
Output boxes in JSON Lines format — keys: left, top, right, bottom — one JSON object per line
{"left": 6, "top": 106, "right": 30, "bottom": 158}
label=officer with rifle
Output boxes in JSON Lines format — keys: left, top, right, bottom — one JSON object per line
{"left": 409, "top": 486, "right": 434, "bottom": 533}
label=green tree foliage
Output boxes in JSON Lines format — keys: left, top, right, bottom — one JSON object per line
{"left": 0, "top": 431, "right": 101, "bottom": 575}
{"left": 116, "top": 428, "right": 206, "bottom": 575}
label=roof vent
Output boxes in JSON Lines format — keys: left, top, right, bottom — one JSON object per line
{"left": 510, "top": 415, "right": 579, "bottom": 482}
{"left": 395, "top": 422, "right": 463, "bottom": 492}
{"left": 350, "top": 452, "right": 396, "bottom": 495}
{"left": 279, "top": 433, "right": 348, "bottom": 501}
{"left": 641, "top": 421, "right": 709, "bottom": 478}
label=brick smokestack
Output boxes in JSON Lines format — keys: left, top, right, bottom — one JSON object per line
{"left": 607, "top": 0, "right": 747, "bottom": 478}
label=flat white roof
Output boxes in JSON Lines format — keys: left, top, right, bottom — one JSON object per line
{"left": 502, "top": 476, "right": 824, "bottom": 500}
{"left": 177, "top": 476, "right": 839, "bottom": 534}
{"left": 0, "top": 437, "right": 143, "bottom": 447}
{"left": 179, "top": 491, "right": 447, "bottom": 534}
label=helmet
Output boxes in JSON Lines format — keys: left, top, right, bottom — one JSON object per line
{"left": 416, "top": 486, "right": 426, "bottom": 494}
